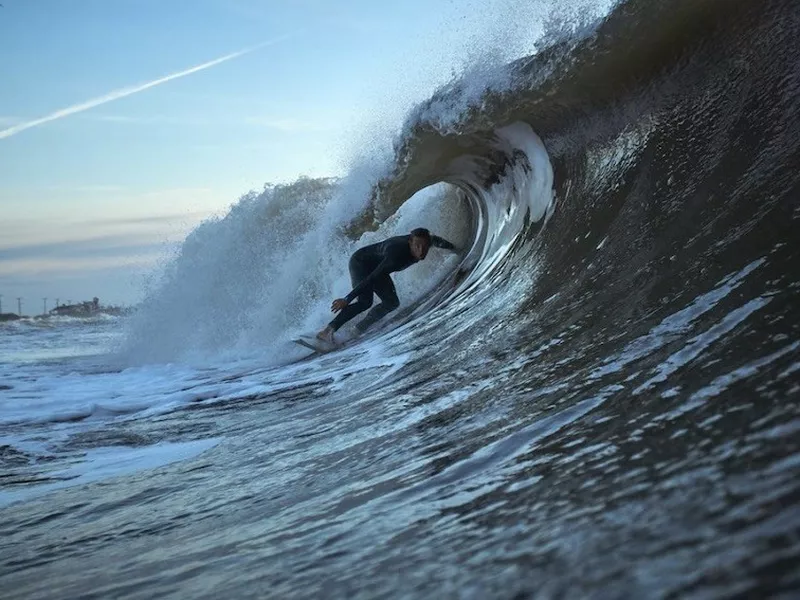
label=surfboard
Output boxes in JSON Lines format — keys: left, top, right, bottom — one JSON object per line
{"left": 291, "top": 336, "right": 337, "bottom": 354}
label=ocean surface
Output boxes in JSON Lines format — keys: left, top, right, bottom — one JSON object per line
{"left": 2, "top": 0, "right": 799, "bottom": 597}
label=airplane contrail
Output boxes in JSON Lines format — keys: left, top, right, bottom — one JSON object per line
{"left": 0, "top": 36, "right": 290, "bottom": 140}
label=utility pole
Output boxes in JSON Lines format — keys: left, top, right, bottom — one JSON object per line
{"left": 55, "top": 298, "right": 60, "bottom": 309}
{"left": 17, "top": 297, "right": 22, "bottom": 316}
{"left": 0, "top": 294, "right": 3, "bottom": 314}
{"left": 43, "top": 298, "right": 48, "bottom": 315}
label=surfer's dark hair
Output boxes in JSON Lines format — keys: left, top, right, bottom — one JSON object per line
{"left": 410, "top": 228, "right": 432, "bottom": 242}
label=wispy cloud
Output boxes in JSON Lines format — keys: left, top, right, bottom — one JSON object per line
{"left": 83, "top": 114, "right": 213, "bottom": 126}
{"left": 244, "top": 116, "right": 331, "bottom": 132}
{"left": 0, "top": 35, "right": 293, "bottom": 140}
{"left": 0, "top": 183, "right": 126, "bottom": 194}
{"left": 0, "top": 233, "right": 171, "bottom": 263}
{"left": 89, "top": 211, "right": 214, "bottom": 227}
{"left": 139, "top": 186, "right": 213, "bottom": 198}
{"left": 328, "top": 16, "right": 392, "bottom": 35}
{"left": 0, "top": 209, "right": 214, "bottom": 252}
{"left": 41, "top": 184, "right": 126, "bottom": 193}
{"left": 0, "top": 231, "right": 179, "bottom": 281}
{"left": 0, "top": 253, "right": 169, "bottom": 278}
{"left": 83, "top": 113, "right": 326, "bottom": 131}
{"left": 0, "top": 231, "right": 180, "bottom": 280}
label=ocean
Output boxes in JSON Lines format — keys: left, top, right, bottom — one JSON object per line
{"left": 2, "top": 0, "right": 799, "bottom": 597}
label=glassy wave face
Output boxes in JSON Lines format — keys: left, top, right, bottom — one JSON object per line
{"left": 2, "top": 0, "right": 799, "bottom": 597}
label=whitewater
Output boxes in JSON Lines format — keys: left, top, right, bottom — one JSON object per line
{"left": 2, "top": 0, "right": 799, "bottom": 597}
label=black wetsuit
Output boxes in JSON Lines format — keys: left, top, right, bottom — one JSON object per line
{"left": 329, "top": 234, "right": 455, "bottom": 333}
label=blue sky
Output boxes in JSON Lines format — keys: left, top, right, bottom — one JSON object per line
{"left": 0, "top": 0, "right": 586, "bottom": 311}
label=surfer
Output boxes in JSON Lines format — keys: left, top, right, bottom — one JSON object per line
{"left": 316, "top": 228, "right": 458, "bottom": 344}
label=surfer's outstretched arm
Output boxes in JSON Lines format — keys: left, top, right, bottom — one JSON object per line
{"left": 431, "top": 235, "right": 457, "bottom": 251}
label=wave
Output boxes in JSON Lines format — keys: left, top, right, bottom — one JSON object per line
{"left": 119, "top": 0, "right": 798, "bottom": 387}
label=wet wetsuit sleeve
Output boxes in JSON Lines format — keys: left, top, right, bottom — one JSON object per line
{"left": 344, "top": 257, "right": 394, "bottom": 303}
{"left": 431, "top": 235, "right": 456, "bottom": 250}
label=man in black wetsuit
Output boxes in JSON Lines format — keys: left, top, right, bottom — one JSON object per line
{"left": 317, "top": 227, "right": 457, "bottom": 344}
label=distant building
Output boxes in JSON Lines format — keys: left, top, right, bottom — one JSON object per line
{"left": 50, "top": 297, "right": 101, "bottom": 317}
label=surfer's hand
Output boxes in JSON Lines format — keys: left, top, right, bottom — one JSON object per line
{"left": 331, "top": 298, "right": 349, "bottom": 312}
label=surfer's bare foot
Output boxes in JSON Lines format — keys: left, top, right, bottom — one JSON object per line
{"left": 316, "top": 326, "right": 334, "bottom": 344}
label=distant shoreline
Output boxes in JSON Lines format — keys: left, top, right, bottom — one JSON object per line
{"left": 0, "top": 307, "right": 133, "bottom": 322}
